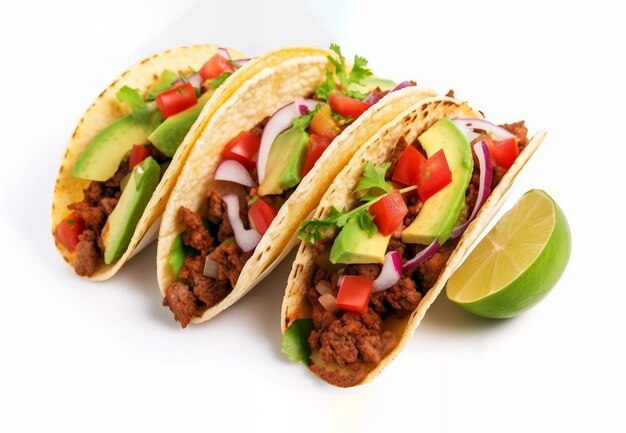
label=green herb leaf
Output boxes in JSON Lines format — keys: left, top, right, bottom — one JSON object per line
{"left": 356, "top": 210, "right": 377, "bottom": 236}
{"left": 247, "top": 195, "right": 260, "bottom": 206}
{"left": 281, "top": 319, "right": 314, "bottom": 365}
{"left": 314, "top": 44, "right": 373, "bottom": 101}
{"left": 116, "top": 86, "right": 149, "bottom": 125}
{"left": 354, "top": 161, "right": 392, "bottom": 194}
{"left": 291, "top": 104, "right": 320, "bottom": 131}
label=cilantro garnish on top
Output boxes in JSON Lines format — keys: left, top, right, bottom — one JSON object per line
{"left": 314, "top": 43, "right": 373, "bottom": 101}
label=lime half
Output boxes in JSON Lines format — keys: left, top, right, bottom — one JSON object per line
{"left": 446, "top": 189, "right": 571, "bottom": 318}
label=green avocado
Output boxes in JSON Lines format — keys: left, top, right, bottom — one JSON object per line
{"left": 402, "top": 118, "right": 473, "bottom": 245}
{"left": 148, "top": 90, "right": 214, "bottom": 157}
{"left": 258, "top": 127, "right": 309, "bottom": 196}
{"left": 73, "top": 115, "right": 150, "bottom": 181}
{"left": 145, "top": 69, "right": 178, "bottom": 100}
{"left": 330, "top": 217, "right": 390, "bottom": 264}
{"left": 101, "top": 157, "right": 161, "bottom": 264}
{"left": 348, "top": 76, "right": 396, "bottom": 94}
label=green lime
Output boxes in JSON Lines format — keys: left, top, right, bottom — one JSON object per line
{"left": 446, "top": 189, "right": 571, "bottom": 318}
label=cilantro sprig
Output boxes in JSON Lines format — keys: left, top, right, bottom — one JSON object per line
{"left": 298, "top": 161, "right": 399, "bottom": 244}
{"left": 116, "top": 86, "right": 149, "bottom": 125}
{"left": 314, "top": 43, "right": 373, "bottom": 101}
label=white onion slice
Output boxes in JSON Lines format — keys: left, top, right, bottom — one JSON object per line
{"left": 315, "top": 281, "right": 335, "bottom": 296}
{"left": 217, "top": 47, "right": 231, "bottom": 59}
{"left": 402, "top": 240, "right": 441, "bottom": 273}
{"left": 222, "top": 194, "right": 261, "bottom": 252}
{"left": 372, "top": 251, "right": 403, "bottom": 293}
{"left": 451, "top": 141, "right": 492, "bottom": 238}
{"left": 257, "top": 98, "right": 320, "bottom": 183}
{"left": 452, "top": 118, "right": 515, "bottom": 142}
{"left": 318, "top": 293, "right": 341, "bottom": 315}
{"left": 203, "top": 255, "right": 219, "bottom": 278}
{"left": 214, "top": 160, "right": 255, "bottom": 187}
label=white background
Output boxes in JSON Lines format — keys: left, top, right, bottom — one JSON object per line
{"left": 1, "top": 1, "right": 624, "bottom": 432}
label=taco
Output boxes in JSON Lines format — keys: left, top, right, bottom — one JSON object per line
{"left": 281, "top": 94, "right": 546, "bottom": 387}
{"left": 51, "top": 45, "right": 249, "bottom": 279}
{"left": 156, "top": 44, "right": 437, "bottom": 327}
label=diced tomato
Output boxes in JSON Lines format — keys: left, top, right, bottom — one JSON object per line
{"left": 309, "top": 104, "right": 340, "bottom": 141}
{"left": 248, "top": 198, "right": 278, "bottom": 235}
{"left": 156, "top": 82, "right": 197, "bottom": 119}
{"left": 368, "top": 190, "right": 408, "bottom": 236}
{"left": 300, "top": 134, "right": 330, "bottom": 177}
{"left": 392, "top": 146, "right": 426, "bottom": 186}
{"left": 336, "top": 276, "right": 373, "bottom": 314}
{"left": 129, "top": 145, "right": 150, "bottom": 169}
{"left": 328, "top": 93, "right": 371, "bottom": 119}
{"left": 483, "top": 136, "right": 519, "bottom": 170}
{"left": 417, "top": 149, "right": 452, "bottom": 201}
{"left": 55, "top": 212, "right": 85, "bottom": 252}
{"left": 199, "top": 53, "right": 235, "bottom": 81}
{"left": 221, "top": 131, "right": 261, "bottom": 170}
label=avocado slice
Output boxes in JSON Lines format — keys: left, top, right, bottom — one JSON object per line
{"left": 258, "top": 127, "right": 310, "bottom": 196}
{"left": 330, "top": 217, "right": 390, "bottom": 264}
{"left": 101, "top": 157, "right": 161, "bottom": 264}
{"left": 148, "top": 90, "right": 214, "bottom": 157}
{"left": 348, "top": 76, "right": 396, "bottom": 94}
{"left": 73, "top": 115, "right": 150, "bottom": 181}
{"left": 402, "top": 118, "right": 473, "bottom": 245}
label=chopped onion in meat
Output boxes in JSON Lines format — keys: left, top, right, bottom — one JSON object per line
{"left": 372, "top": 251, "right": 402, "bottom": 293}
{"left": 222, "top": 194, "right": 261, "bottom": 252}
{"left": 315, "top": 281, "right": 335, "bottom": 296}
{"left": 203, "top": 255, "right": 219, "bottom": 278}
{"left": 318, "top": 293, "right": 341, "bottom": 315}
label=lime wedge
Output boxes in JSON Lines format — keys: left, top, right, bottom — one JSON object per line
{"left": 446, "top": 189, "right": 571, "bottom": 318}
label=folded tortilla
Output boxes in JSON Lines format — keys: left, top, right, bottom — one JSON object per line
{"left": 51, "top": 45, "right": 253, "bottom": 280}
{"left": 156, "top": 46, "right": 438, "bottom": 324}
{"left": 281, "top": 95, "right": 546, "bottom": 386}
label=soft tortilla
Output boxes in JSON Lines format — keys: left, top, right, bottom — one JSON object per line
{"left": 281, "top": 95, "right": 546, "bottom": 386}
{"left": 156, "top": 47, "right": 437, "bottom": 324}
{"left": 51, "top": 45, "right": 246, "bottom": 280}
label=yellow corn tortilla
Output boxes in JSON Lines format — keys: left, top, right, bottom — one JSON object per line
{"left": 156, "top": 46, "right": 438, "bottom": 324}
{"left": 281, "top": 95, "right": 546, "bottom": 387}
{"left": 51, "top": 45, "right": 254, "bottom": 280}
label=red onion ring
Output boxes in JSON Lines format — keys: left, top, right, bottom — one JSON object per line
{"left": 389, "top": 80, "right": 416, "bottom": 93}
{"left": 372, "top": 251, "right": 402, "bottom": 293}
{"left": 214, "top": 160, "right": 255, "bottom": 187}
{"left": 452, "top": 118, "right": 515, "bottom": 142}
{"left": 402, "top": 239, "right": 441, "bottom": 273}
{"left": 257, "top": 98, "right": 320, "bottom": 183}
{"left": 363, "top": 91, "right": 382, "bottom": 105}
{"left": 217, "top": 47, "right": 231, "bottom": 60}
{"left": 222, "top": 194, "right": 261, "bottom": 252}
{"left": 451, "top": 141, "right": 492, "bottom": 238}
{"left": 232, "top": 58, "right": 252, "bottom": 67}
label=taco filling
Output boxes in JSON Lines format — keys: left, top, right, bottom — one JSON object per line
{"left": 54, "top": 50, "right": 242, "bottom": 276}
{"left": 164, "top": 45, "right": 415, "bottom": 327}
{"left": 283, "top": 115, "right": 529, "bottom": 387}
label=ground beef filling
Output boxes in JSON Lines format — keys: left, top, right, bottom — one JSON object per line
{"left": 306, "top": 122, "right": 529, "bottom": 385}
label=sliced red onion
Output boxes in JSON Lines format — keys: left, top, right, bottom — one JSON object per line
{"left": 451, "top": 141, "right": 492, "bottom": 238}
{"left": 318, "top": 293, "right": 341, "bottom": 315}
{"left": 389, "top": 80, "right": 416, "bottom": 93}
{"left": 232, "top": 58, "right": 252, "bottom": 67}
{"left": 363, "top": 91, "right": 382, "bottom": 105}
{"left": 222, "top": 194, "right": 261, "bottom": 252}
{"left": 214, "top": 160, "right": 255, "bottom": 187}
{"left": 372, "top": 251, "right": 403, "bottom": 293}
{"left": 217, "top": 47, "right": 231, "bottom": 59}
{"left": 337, "top": 275, "right": 346, "bottom": 288}
{"left": 315, "top": 281, "right": 335, "bottom": 296}
{"left": 294, "top": 97, "right": 312, "bottom": 115}
{"left": 203, "top": 255, "right": 218, "bottom": 278}
{"left": 452, "top": 118, "right": 515, "bottom": 142}
{"left": 257, "top": 98, "right": 320, "bottom": 183}
{"left": 402, "top": 239, "right": 441, "bottom": 273}
{"left": 187, "top": 72, "right": 203, "bottom": 89}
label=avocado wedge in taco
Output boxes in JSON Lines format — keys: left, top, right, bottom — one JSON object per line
{"left": 51, "top": 45, "right": 250, "bottom": 279}
{"left": 281, "top": 95, "right": 546, "bottom": 387}
{"left": 156, "top": 44, "right": 436, "bottom": 327}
